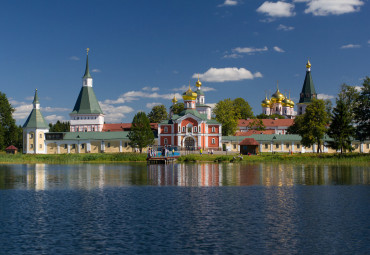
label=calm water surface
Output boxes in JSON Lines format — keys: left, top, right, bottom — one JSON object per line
{"left": 1, "top": 163, "right": 369, "bottom": 254}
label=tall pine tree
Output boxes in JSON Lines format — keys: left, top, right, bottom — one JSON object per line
{"left": 128, "top": 112, "right": 154, "bottom": 153}
{"left": 327, "top": 98, "right": 355, "bottom": 153}
{"left": 0, "top": 92, "right": 21, "bottom": 150}
{"left": 354, "top": 77, "right": 370, "bottom": 141}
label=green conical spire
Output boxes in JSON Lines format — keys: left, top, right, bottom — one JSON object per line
{"left": 83, "top": 48, "right": 92, "bottom": 79}
{"left": 33, "top": 89, "right": 39, "bottom": 105}
{"left": 299, "top": 61, "right": 317, "bottom": 104}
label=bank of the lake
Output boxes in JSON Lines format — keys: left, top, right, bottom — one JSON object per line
{"left": 0, "top": 152, "right": 369, "bottom": 165}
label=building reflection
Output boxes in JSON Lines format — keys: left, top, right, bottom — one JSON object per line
{"left": 0, "top": 163, "right": 368, "bottom": 190}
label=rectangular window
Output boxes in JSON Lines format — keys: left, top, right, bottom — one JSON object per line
{"left": 164, "top": 127, "right": 168, "bottom": 133}
{"left": 107, "top": 143, "right": 111, "bottom": 148}
{"left": 276, "top": 144, "right": 279, "bottom": 149}
{"left": 72, "top": 144, "right": 76, "bottom": 149}
{"left": 355, "top": 144, "right": 359, "bottom": 149}
{"left": 212, "top": 138, "right": 215, "bottom": 144}
{"left": 30, "top": 144, "right": 33, "bottom": 149}
{"left": 182, "top": 127, "right": 185, "bottom": 132}
{"left": 164, "top": 138, "right": 168, "bottom": 145}
{"left": 367, "top": 144, "right": 370, "bottom": 149}
{"left": 212, "top": 127, "right": 215, "bottom": 133}
{"left": 286, "top": 143, "right": 289, "bottom": 148}
{"left": 64, "top": 144, "right": 67, "bottom": 149}
{"left": 81, "top": 144, "right": 85, "bottom": 149}
{"left": 297, "top": 144, "right": 300, "bottom": 149}
{"left": 30, "top": 134, "right": 33, "bottom": 139}
{"left": 233, "top": 144, "right": 236, "bottom": 149}
{"left": 124, "top": 142, "right": 128, "bottom": 147}
{"left": 265, "top": 144, "right": 268, "bottom": 149}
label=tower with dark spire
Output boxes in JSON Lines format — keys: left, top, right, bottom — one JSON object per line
{"left": 23, "top": 89, "right": 49, "bottom": 154}
{"left": 297, "top": 60, "right": 317, "bottom": 115}
{"left": 69, "top": 49, "right": 105, "bottom": 132}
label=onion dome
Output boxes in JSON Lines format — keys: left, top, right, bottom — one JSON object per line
{"left": 271, "top": 88, "right": 285, "bottom": 103}
{"left": 282, "top": 97, "right": 289, "bottom": 107}
{"left": 306, "top": 60, "right": 311, "bottom": 70}
{"left": 195, "top": 76, "right": 202, "bottom": 88}
{"left": 182, "top": 84, "right": 197, "bottom": 100}
{"left": 289, "top": 99, "right": 295, "bottom": 108}
{"left": 172, "top": 95, "right": 178, "bottom": 104}
{"left": 261, "top": 96, "right": 271, "bottom": 107}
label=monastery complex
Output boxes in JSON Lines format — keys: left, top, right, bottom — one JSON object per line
{"left": 22, "top": 51, "right": 370, "bottom": 154}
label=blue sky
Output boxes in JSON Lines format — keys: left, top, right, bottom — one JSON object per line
{"left": 1, "top": 0, "right": 369, "bottom": 125}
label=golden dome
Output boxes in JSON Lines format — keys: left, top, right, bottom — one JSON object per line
{"left": 182, "top": 84, "right": 197, "bottom": 100}
{"left": 172, "top": 95, "right": 178, "bottom": 104}
{"left": 306, "top": 60, "right": 311, "bottom": 69}
{"left": 271, "top": 88, "right": 285, "bottom": 103}
{"left": 282, "top": 97, "right": 290, "bottom": 107}
{"left": 261, "top": 96, "right": 271, "bottom": 107}
{"left": 195, "top": 76, "right": 202, "bottom": 88}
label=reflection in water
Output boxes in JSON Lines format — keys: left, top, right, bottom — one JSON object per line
{"left": 0, "top": 163, "right": 369, "bottom": 190}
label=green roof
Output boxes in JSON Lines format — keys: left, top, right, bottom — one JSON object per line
{"left": 222, "top": 134, "right": 334, "bottom": 142}
{"left": 71, "top": 86, "right": 103, "bottom": 114}
{"left": 83, "top": 54, "right": 92, "bottom": 79}
{"left": 196, "top": 89, "right": 204, "bottom": 96}
{"left": 299, "top": 71, "right": 317, "bottom": 104}
{"left": 206, "top": 119, "right": 220, "bottom": 124}
{"left": 33, "top": 89, "right": 39, "bottom": 104}
{"left": 23, "top": 109, "right": 49, "bottom": 129}
{"left": 196, "top": 103, "right": 211, "bottom": 108}
{"left": 63, "top": 131, "right": 130, "bottom": 140}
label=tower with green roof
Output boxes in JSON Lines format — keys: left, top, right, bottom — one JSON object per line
{"left": 194, "top": 77, "right": 212, "bottom": 119}
{"left": 297, "top": 60, "right": 317, "bottom": 115}
{"left": 22, "top": 89, "right": 49, "bottom": 154}
{"left": 69, "top": 49, "right": 105, "bottom": 132}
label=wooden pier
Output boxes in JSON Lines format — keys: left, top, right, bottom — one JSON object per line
{"left": 147, "top": 156, "right": 179, "bottom": 164}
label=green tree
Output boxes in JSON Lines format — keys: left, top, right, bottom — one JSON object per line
{"left": 213, "top": 99, "right": 238, "bottom": 136}
{"left": 232, "top": 98, "right": 254, "bottom": 119}
{"left": 296, "top": 99, "right": 329, "bottom": 153}
{"left": 49, "top": 121, "right": 70, "bottom": 132}
{"left": 247, "top": 119, "right": 266, "bottom": 131}
{"left": 327, "top": 98, "right": 355, "bottom": 153}
{"left": 147, "top": 105, "right": 168, "bottom": 123}
{"left": 287, "top": 115, "right": 304, "bottom": 134}
{"left": 354, "top": 77, "right": 370, "bottom": 141}
{"left": 338, "top": 83, "right": 360, "bottom": 120}
{"left": 269, "top": 114, "right": 285, "bottom": 119}
{"left": 0, "top": 92, "right": 20, "bottom": 150}
{"left": 128, "top": 112, "right": 154, "bottom": 153}
{"left": 170, "top": 103, "right": 184, "bottom": 115}
{"left": 256, "top": 113, "right": 269, "bottom": 119}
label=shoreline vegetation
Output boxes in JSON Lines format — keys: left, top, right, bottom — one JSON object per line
{"left": 0, "top": 152, "right": 369, "bottom": 165}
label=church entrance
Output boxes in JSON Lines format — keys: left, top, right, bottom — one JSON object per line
{"left": 183, "top": 137, "right": 195, "bottom": 150}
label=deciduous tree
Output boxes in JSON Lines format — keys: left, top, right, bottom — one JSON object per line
{"left": 128, "top": 112, "right": 154, "bottom": 153}
{"left": 170, "top": 103, "right": 184, "bottom": 115}
{"left": 213, "top": 99, "right": 238, "bottom": 136}
{"left": 0, "top": 92, "right": 20, "bottom": 150}
{"left": 147, "top": 105, "right": 168, "bottom": 123}
{"left": 49, "top": 121, "right": 70, "bottom": 132}
{"left": 232, "top": 98, "right": 254, "bottom": 119}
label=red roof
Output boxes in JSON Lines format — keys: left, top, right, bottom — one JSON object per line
{"left": 102, "top": 123, "right": 158, "bottom": 132}
{"left": 239, "top": 138, "right": 259, "bottom": 146}
{"left": 238, "top": 118, "right": 294, "bottom": 128}
{"left": 5, "top": 145, "right": 18, "bottom": 150}
{"left": 235, "top": 130, "right": 275, "bottom": 136}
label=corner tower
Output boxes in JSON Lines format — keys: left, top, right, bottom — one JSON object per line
{"left": 297, "top": 60, "right": 317, "bottom": 115}
{"left": 23, "top": 89, "right": 49, "bottom": 154}
{"left": 69, "top": 49, "right": 104, "bottom": 132}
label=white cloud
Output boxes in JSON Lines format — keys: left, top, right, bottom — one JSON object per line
{"left": 69, "top": 56, "right": 80, "bottom": 61}
{"left": 13, "top": 104, "right": 33, "bottom": 120}
{"left": 257, "top": 1, "right": 295, "bottom": 17}
{"left": 273, "top": 46, "right": 285, "bottom": 52}
{"left": 202, "top": 86, "right": 217, "bottom": 92}
{"left": 354, "top": 86, "right": 362, "bottom": 92}
{"left": 340, "top": 44, "right": 361, "bottom": 49}
{"left": 218, "top": 0, "right": 238, "bottom": 7}
{"left": 103, "top": 91, "right": 182, "bottom": 105}
{"left": 223, "top": 53, "right": 243, "bottom": 59}
{"left": 301, "top": 0, "right": 364, "bottom": 16}
{"left": 277, "top": 24, "right": 294, "bottom": 31}
{"left": 368, "top": 40, "right": 370, "bottom": 44}
{"left": 193, "top": 67, "right": 263, "bottom": 82}
{"left": 233, "top": 46, "right": 268, "bottom": 54}
{"left": 146, "top": 102, "right": 162, "bottom": 109}
{"left": 42, "top": 107, "right": 70, "bottom": 112}
{"left": 44, "top": 115, "right": 66, "bottom": 123}
{"left": 142, "top": 86, "right": 159, "bottom": 91}
{"left": 317, "top": 94, "right": 335, "bottom": 100}
{"left": 99, "top": 102, "right": 134, "bottom": 123}
{"left": 92, "top": 69, "right": 101, "bottom": 73}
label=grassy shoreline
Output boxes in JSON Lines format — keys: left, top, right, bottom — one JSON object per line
{"left": 0, "top": 152, "right": 369, "bottom": 165}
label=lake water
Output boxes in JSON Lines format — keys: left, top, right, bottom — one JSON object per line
{"left": 1, "top": 163, "right": 369, "bottom": 254}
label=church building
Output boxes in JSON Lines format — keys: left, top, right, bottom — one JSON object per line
{"left": 158, "top": 79, "right": 222, "bottom": 150}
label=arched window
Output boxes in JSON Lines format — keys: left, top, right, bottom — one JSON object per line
{"left": 194, "top": 126, "right": 197, "bottom": 132}
{"left": 212, "top": 138, "right": 215, "bottom": 144}
{"left": 182, "top": 126, "right": 185, "bottom": 132}
{"left": 212, "top": 127, "right": 215, "bottom": 133}
{"left": 164, "top": 127, "right": 168, "bottom": 133}
{"left": 164, "top": 138, "right": 168, "bottom": 145}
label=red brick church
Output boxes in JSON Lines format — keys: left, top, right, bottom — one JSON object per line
{"left": 158, "top": 79, "right": 222, "bottom": 150}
